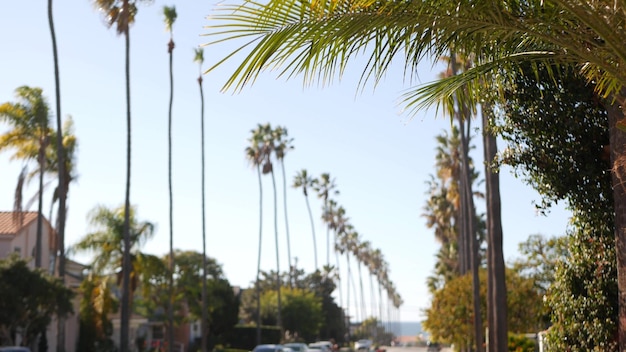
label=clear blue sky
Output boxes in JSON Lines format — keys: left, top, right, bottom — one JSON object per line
{"left": 0, "top": 0, "right": 570, "bottom": 323}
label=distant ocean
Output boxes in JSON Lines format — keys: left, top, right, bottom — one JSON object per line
{"left": 387, "top": 322, "right": 423, "bottom": 337}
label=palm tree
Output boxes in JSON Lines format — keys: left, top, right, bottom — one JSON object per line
{"left": 482, "top": 104, "right": 507, "bottom": 350}
{"left": 0, "top": 86, "right": 52, "bottom": 269}
{"left": 292, "top": 169, "right": 318, "bottom": 270}
{"left": 92, "top": 0, "right": 149, "bottom": 349}
{"left": 70, "top": 204, "right": 155, "bottom": 283}
{"left": 194, "top": 47, "right": 209, "bottom": 352}
{"left": 313, "top": 173, "right": 339, "bottom": 266}
{"left": 448, "top": 54, "right": 484, "bottom": 352}
{"left": 72, "top": 205, "right": 155, "bottom": 349}
{"left": 263, "top": 124, "right": 284, "bottom": 335}
{"left": 46, "top": 118, "right": 78, "bottom": 231}
{"left": 47, "top": 0, "right": 68, "bottom": 347}
{"left": 273, "top": 126, "right": 294, "bottom": 286}
{"left": 355, "top": 239, "right": 370, "bottom": 322}
{"left": 162, "top": 6, "right": 177, "bottom": 352}
{"left": 203, "top": 0, "right": 626, "bottom": 348}
{"left": 246, "top": 124, "right": 272, "bottom": 344}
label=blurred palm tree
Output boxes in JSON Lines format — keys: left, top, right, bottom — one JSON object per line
{"left": 163, "top": 6, "right": 177, "bottom": 352}
{"left": 71, "top": 205, "right": 155, "bottom": 279}
{"left": 194, "top": 47, "right": 209, "bottom": 352}
{"left": 273, "top": 126, "right": 294, "bottom": 286}
{"left": 292, "top": 169, "right": 318, "bottom": 270}
{"left": 46, "top": 0, "right": 69, "bottom": 346}
{"left": 245, "top": 124, "right": 271, "bottom": 344}
{"left": 91, "top": 0, "right": 150, "bottom": 348}
{"left": 0, "top": 86, "right": 52, "bottom": 269}
{"left": 313, "top": 173, "right": 338, "bottom": 266}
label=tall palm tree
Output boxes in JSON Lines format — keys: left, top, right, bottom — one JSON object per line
{"left": 246, "top": 124, "right": 272, "bottom": 344}
{"left": 46, "top": 117, "right": 78, "bottom": 263}
{"left": 292, "top": 169, "right": 318, "bottom": 270}
{"left": 263, "top": 124, "right": 284, "bottom": 335}
{"left": 194, "top": 47, "right": 209, "bottom": 352}
{"left": 355, "top": 239, "right": 370, "bottom": 322}
{"left": 93, "top": 0, "right": 149, "bottom": 349}
{"left": 482, "top": 104, "right": 507, "bottom": 351}
{"left": 203, "top": 0, "right": 626, "bottom": 348}
{"left": 0, "top": 86, "right": 52, "bottom": 269}
{"left": 313, "top": 173, "right": 338, "bottom": 266}
{"left": 162, "top": 6, "right": 177, "bottom": 352}
{"left": 273, "top": 126, "right": 294, "bottom": 286}
{"left": 47, "top": 0, "right": 68, "bottom": 347}
{"left": 449, "top": 54, "right": 484, "bottom": 352}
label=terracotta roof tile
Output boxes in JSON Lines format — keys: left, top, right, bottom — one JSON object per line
{"left": 0, "top": 211, "right": 39, "bottom": 235}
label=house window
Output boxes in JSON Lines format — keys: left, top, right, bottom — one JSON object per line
{"left": 14, "top": 247, "right": 21, "bottom": 254}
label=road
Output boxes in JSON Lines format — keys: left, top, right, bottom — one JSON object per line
{"left": 379, "top": 346, "right": 452, "bottom": 352}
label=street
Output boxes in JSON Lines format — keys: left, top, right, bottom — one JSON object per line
{"left": 379, "top": 345, "right": 453, "bottom": 352}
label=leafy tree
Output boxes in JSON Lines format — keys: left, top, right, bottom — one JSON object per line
{"left": 497, "top": 64, "right": 617, "bottom": 350}
{"left": 137, "top": 251, "right": 239, "bottom": 349}
{"left": 240, "top": 267, "right": 346, "bottom": 342}
{"left": 352, "top": 317, "right": 392, "bottom": 345}
{"left": 510, "top": 235, "right": 568, "bottom": 295}
{"left": 0, "top": 255, "right": 74, "bottom": 348}
{"left": 260, "top": 287, "right": 323, "bottom": 342}
{"left": 423, "top": 269, "right": 542, "bottom": 350}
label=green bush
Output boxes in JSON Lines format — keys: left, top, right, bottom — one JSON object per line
{"left": 507, "top": 333, "right": 536, "bottom": 352}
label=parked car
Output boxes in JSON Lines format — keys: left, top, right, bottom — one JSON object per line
{"left": 308, "top": 342, "right": 332, "bottom": 352}
{"left": 354, "top": 339, "right": 373, "bottom": 350}
{"left": 253, "top": 344, "right": 292, "bottom": 352}
{"left": 285, "top": 343, "right": 309, "bottom": 352}
{"left": 0, "top": 348, "right": 32, "bottom": 352}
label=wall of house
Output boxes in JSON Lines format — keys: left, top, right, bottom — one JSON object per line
{"left": 0, "top": 237, "right": 11, "bottom": 258}
{"left": 10, "top": 220, "right": 52, "bottom": 270}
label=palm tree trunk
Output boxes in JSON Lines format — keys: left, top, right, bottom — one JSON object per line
{"left": 326, "top": 201, "right": 331, "bottom": 266}
{"left": 120, "top": 0, "right": 133, "bottom": 349}
{"left": 167, "top": 34, "right": 175, "bottom": 352}
{"left": 35, "top": 138, "right": 46, "bottom": 269}
{"left": 369, "top": 273, "right": 376, "bottom": 321}
{"left": 305, "top": 194, "right": 318, "bottom": 270}
{"left": 482, "top": 104, "right": 507, "bottom": 352}
{"left": 459, "top": 116, "right": 483, "bottom": 352}
{"left": 48, "top": 0, "right": 67, "bottom": 349}
{"left": 281, "top": 162, "right": 293, "bottom": 287}
{"left": 334, "top": 238, "right": 344, "bottom": 311}
{"left": 607, "top": 95, "right": 626, "bottom": 351}
{"left": 255, "top": 165, "right": 263, "bottom": 345}
{"left": 357, "top": 262, "right": 366, "bottom": 322}
{"left": 270, "top": 170, "right": 283, "bottom": 336}
{"left": 453, "top": 51, "right": 483, "bottom": 352}
{"left": 199, "top": 63, "right": 208, "bottom": 352}
{"left": 345, "top": 251, "right": 351, "bottom": 341}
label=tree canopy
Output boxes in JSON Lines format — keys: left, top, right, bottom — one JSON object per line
{"left": 0, "top": 256, "right": 74, "bottom": 347}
